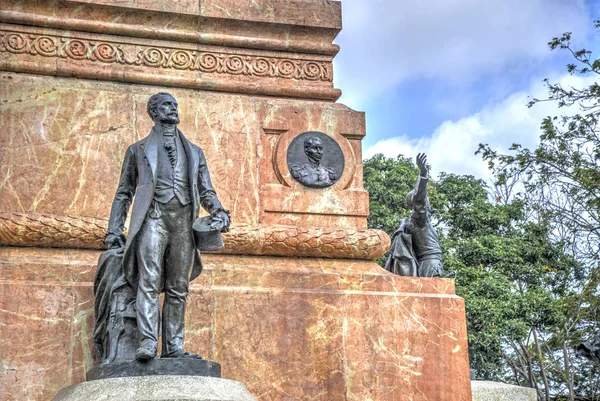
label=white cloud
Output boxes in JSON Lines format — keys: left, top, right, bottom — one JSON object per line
{"left": 335, "top": 0, "right": 591, "bottom": 108}
{"left": 363, "top": 73, "right": 597, "bottom": 180}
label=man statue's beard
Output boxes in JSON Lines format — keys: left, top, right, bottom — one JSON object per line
{"left": 160, "top": 116, "right": 180, "bottom": 125}
{"left": 156, "top": 110, "right": 180, "bottom": 125}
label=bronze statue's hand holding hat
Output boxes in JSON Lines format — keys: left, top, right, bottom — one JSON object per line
{"left": 210, "top": 210, "right": 230, "bottom": 233}
{"left": 192, "top": 210, "right": 230, "bottom": 252}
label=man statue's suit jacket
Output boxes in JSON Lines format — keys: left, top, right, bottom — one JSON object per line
{"left": 106, "top": 124, "right": 224, "bottom": 289}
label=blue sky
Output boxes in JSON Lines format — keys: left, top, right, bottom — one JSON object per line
{"left": 333, "top": 0, "right": 600, "bottom": 179}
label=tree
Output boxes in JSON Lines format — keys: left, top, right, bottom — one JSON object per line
{"left": 434, "top": 174, "right": 598, "bottom": 401}
{"left": 475, "top": 21, "right": 600, "bottom": 400}
{"left": 363, "top": 154, "right": 420, "bottom": 236}
{"left": 363, "top": 154, "right": 599, "bottom": 400}
{"left": 477, "top": 25, "right": 600, "bottom": 265}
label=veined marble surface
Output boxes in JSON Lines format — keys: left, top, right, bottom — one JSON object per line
{"left": 1, "top": 247, "right": 471, "bottom": 401}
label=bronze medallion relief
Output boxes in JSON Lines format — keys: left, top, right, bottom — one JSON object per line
{"left": 287, "top": 131, "right": 344, "bottom": 188}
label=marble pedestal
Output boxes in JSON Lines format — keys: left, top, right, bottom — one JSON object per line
{"left": 0, "top": 248, "right": 472, "bottom": 401}
{"left": 52, "top": 376, "right": 257, "bottom": 401}
{"left": 0, "top": 0, "right": 473, "bottom": 400}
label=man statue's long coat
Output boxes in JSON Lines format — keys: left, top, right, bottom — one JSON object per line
{"left": 107, "top": 125, "right": 223, "bottom": 290}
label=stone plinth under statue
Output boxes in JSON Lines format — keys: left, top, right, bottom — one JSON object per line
{"left": 52, "top": 376, "right": 257, "bottom": 401}
{"left": 0, "top": 1, "right": 473, "bottom": 400}
{"left": 86, "top": 358, "right": 220, "bottom": 381}
{"left": 54, "top": 357, "right": 257, "bottom": 401}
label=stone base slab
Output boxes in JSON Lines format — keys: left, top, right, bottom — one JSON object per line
{"left": 86, "top": 358, "right": 221, "bottom": 381}
{"left": 471, "top": 381, "right": 537, "bottom": 401}
{"left": 52, "top": 376, "right": 257, "bottom": 401}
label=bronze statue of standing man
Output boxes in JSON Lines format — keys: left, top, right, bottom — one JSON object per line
{"left": 104, "top": 92, "right": 230, "bottom": 361}
{"left": 385, "top": 153, "right": 443, "bottom": 278}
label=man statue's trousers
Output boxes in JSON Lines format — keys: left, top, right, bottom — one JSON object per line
{"left": 136, "top": 197, "right": 194, "bottom": 355}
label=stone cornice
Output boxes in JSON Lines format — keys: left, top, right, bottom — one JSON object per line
{"left": 0, "top": 9, "right": 341, "bottom": 56}
{"left": 0, "top": 28, "right": 333, "bottom": 81}
{"left": 0, "top": 24, "right": 341, "bottom": 100}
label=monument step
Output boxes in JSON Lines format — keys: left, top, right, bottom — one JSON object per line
{"left": 471, "top": 381, "right": 537, "bottom": 401}
{"left": 52, "top": 376, "right": 257, "bottom": 401}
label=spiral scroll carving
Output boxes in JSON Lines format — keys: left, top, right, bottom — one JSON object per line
{"left": 0, "top": 30, "right": 333, "bottom": 82}
{"left": 0, "top": 212, "right": 389, "bottom": 260}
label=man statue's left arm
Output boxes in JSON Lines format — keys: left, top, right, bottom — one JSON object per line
{"left": 197, "top": 149, "right": 230, "bottom": 232}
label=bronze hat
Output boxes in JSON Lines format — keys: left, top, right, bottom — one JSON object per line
{"left": 192, "top": 216, "right": 224, "bottom": 252}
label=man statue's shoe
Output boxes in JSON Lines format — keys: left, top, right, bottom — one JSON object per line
{"left": 136, "top": 342, "right": 157, "bottom": 362}
{"left": 161, "top": 349, "right": 203, "bottom": 359}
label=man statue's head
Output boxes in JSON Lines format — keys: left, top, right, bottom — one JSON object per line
{"left": 147, "top": 92, "right": 180, "bottom": 124}
{"left": 304, "top": 136, "right": 323, "bottom": 164}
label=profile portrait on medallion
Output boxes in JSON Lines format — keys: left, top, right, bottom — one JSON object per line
{"left": 287, "top": 131, "right": 344, "bottom": 189}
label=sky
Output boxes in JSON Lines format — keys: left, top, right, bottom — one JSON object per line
{"left": 333, "top": 0, "right": 600, "bottom": 180}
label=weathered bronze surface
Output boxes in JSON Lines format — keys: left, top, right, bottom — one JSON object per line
{"left": 287, "top": 131, "right": 344, "bottom": 188}
{"left": 95, "top": 93, "right": 230, "bottom": 365}
{"left": 384, "top": 153, "right": 443, "bottom": 278}
{"left": 86, "top": 358, "right": 221, "bottom": 381}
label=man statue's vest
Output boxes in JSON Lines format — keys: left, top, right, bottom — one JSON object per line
{"left": 154, "top": 133, "right": 192, "bottom": 205}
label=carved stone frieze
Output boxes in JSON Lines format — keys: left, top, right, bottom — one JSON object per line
{"left": 0, "top": 212, "right": 390, "bottom": 260}
{"left": 0, "top": 29, "right": 332, "bottom": 82}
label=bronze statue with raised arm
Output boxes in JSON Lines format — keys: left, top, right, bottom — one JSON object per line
{"left": 385, "top": 153, "right": 443, "bottom": 278}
